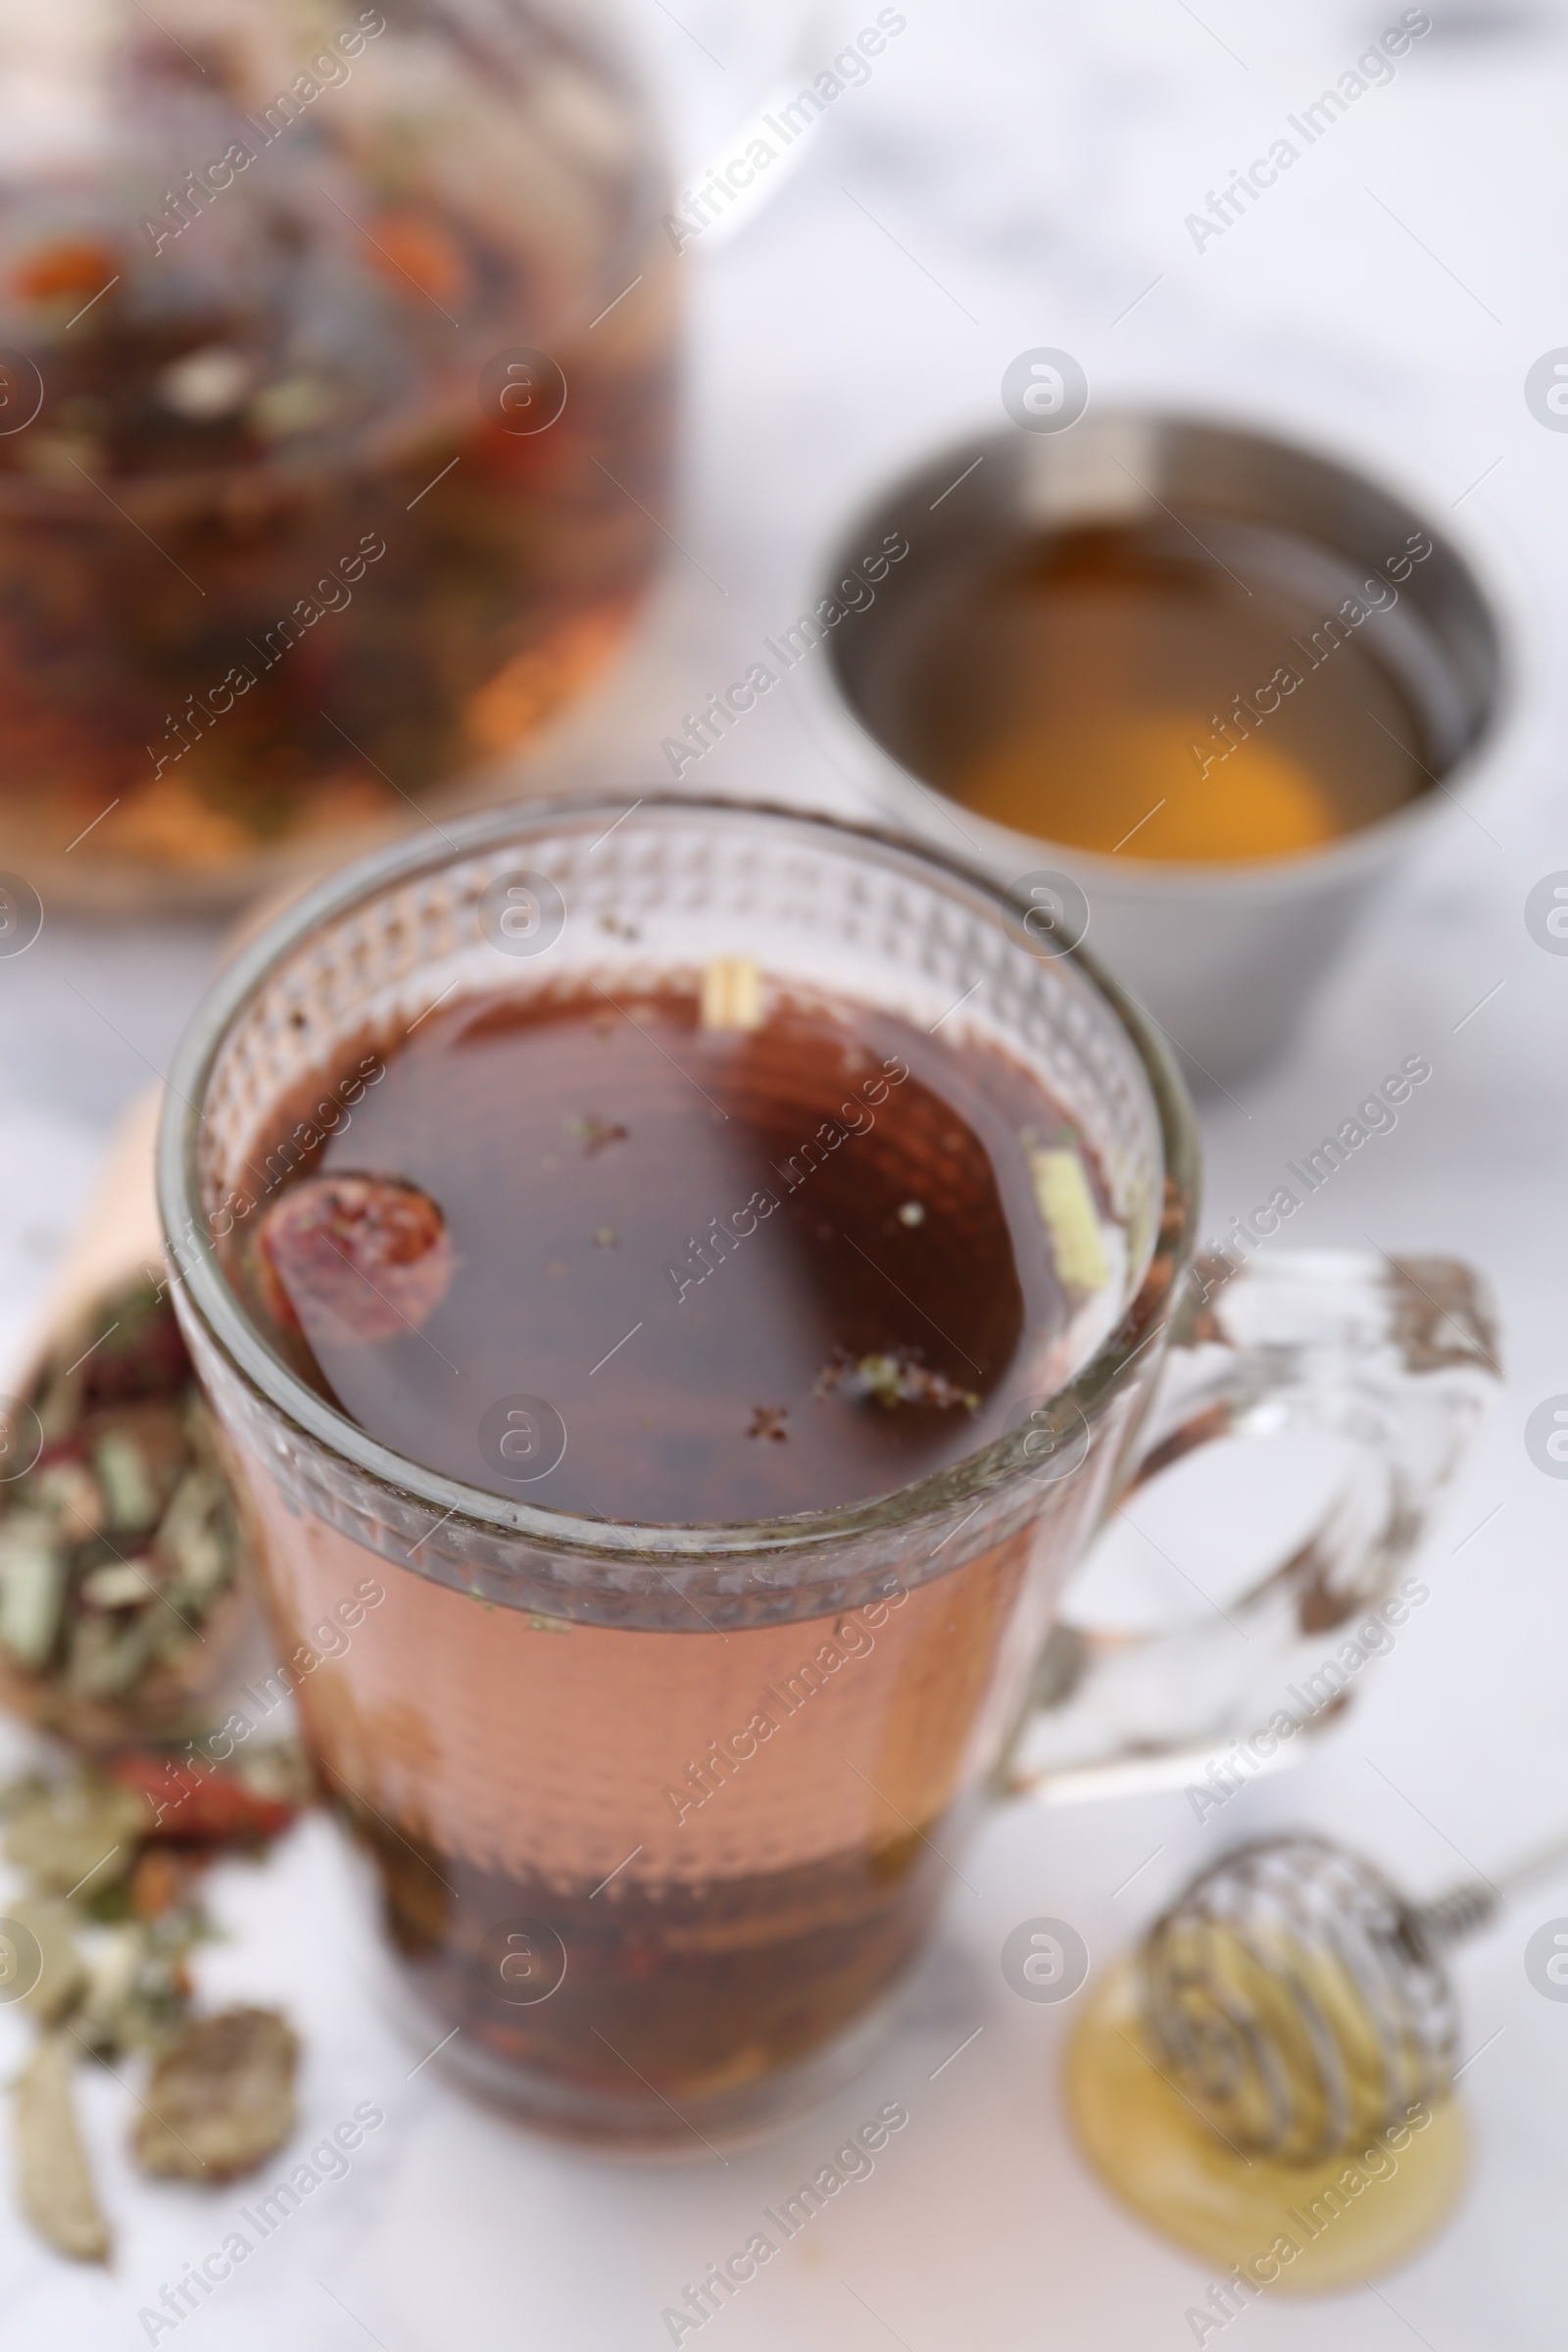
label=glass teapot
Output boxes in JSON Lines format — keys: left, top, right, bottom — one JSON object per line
{"left": 0, "top": 0, "right": 676, "bottom": 907}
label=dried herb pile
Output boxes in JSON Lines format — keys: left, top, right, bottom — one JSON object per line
{"left": 2, "top": 1746, "right": 310, "bottom": 2260}
{"left": 0, "top": 1279, "right": 249, "bottom": 1738}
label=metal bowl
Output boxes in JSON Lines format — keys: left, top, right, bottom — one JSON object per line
{"left": 800, "top": 410, "right": 1519, "bottom": 1087}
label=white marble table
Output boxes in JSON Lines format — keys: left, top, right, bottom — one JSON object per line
{"left": 2, "top": 2, "right": 1566, "bottom": 2344}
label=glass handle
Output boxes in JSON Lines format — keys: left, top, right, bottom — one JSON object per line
{"left": 1001, "top": 1249, "right": 1500, "bottom": 1805}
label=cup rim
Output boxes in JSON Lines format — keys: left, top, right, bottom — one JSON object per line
{"left": 157, "top": 795, "right": 1200, "bottom": 1561}
{"left": 798, "top": 403, "right": 1526, "bottom": 899}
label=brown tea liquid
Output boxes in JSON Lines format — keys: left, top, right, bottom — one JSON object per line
{"left": 224, "top": 979, "right": 1111, "bottom": 2130}
{"left": 855, "top": 515, "right": 1436, "bottom": 861}
{"left": 232, "top": 984, "right": 1088, "bottom": 1521}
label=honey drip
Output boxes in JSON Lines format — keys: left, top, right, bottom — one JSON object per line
{"left": 1064, "top": 1961, "right": 1467, "bottom": 2292}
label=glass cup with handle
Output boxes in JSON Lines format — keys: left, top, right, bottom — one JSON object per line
{"left": 157, "top": 798, "right": 1496, "bottom": 2144}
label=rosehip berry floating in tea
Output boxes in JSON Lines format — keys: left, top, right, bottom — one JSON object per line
{"left": 255, "top": 1177, "right": 453, "bottom": 1345}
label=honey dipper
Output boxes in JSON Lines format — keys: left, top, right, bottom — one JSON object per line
{"left": 1140, "top": 1827, "right": 1568, "bottom": 2163}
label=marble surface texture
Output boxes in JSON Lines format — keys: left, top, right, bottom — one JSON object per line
{"left": 1, "top": 2, "right": 1566, "bottom": 2344}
